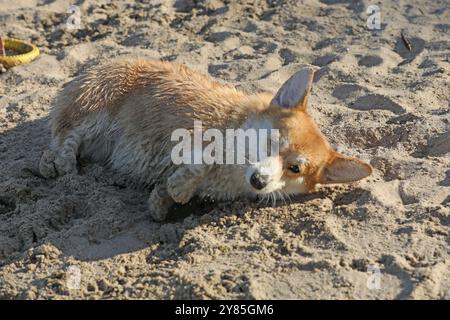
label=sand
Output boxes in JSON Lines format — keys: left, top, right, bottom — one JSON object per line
{"left": 0, "top": 0, "right": 449, "bottom": 299}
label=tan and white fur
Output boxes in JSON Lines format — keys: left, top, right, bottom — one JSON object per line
{"left": 39, "top": 59, "right": 372, "bottom": 221}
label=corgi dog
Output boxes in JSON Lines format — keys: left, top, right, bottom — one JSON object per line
{"left": 39, "top": 59, "right": 372, "bottom": 221}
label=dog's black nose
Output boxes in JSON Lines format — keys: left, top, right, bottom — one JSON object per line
{"left": 250, "top": 172, "right": 267, "bottom": 190}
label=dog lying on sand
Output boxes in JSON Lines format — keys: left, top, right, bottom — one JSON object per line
{"left": 39, "top": 59, "right": 372, "bottom": 221}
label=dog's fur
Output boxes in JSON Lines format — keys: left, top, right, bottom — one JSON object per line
{"left": 39, "top": 59, "right": 372, "bottom": 221}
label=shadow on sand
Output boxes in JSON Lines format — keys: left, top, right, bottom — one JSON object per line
{"left": 0, "top": 117, "right": 327, "bottom": 264}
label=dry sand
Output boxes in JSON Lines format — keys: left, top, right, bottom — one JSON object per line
{"left": 0, "top": 0, "right": 449, "bottom": 299}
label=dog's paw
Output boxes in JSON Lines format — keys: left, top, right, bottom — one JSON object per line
{"left": 167, "top": 175, "right": 194, "bottom": 204}
{"left": 39, "top": 150, "right": 57, "bottom": 178}
{"left": 54, "top": 153, "right": 77, "bottom": 176}
{"left": 148, "top": 186, "right": 173, "bottom": 222}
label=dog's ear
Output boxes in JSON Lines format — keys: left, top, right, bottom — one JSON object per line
{"left": 320, "top": 153, "right": 372, "bottom": 184}
{"left": 271, "top": 65, "right": 317, "bottom": 110}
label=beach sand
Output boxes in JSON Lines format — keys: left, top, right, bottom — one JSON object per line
{"left": 0, "top": 0, "right": 449, "bottom": 299}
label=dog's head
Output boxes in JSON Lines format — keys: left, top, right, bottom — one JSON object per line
{"left": 244, "top": 66, "right": 372, "bottom": 197}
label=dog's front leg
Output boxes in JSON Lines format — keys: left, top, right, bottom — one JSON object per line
{"left": 148, "top": 183, "right": 174, "bottom": 222}
{"left": 166, "top": 164, "right": 208, "bottom": 204}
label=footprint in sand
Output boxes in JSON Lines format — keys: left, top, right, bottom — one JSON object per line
{"left": 426, "top": 131, "right": 450, "bottom": 157}
{"left": 313, "top": 54, "right": 339, "bottom": 67}
{"left": 279, "top": 48, "right": 299, "bottom": 65}
{"left": 350, "top": 94, "right": 406, "bottom": 114}
{"left": 313, "top": 37, "right": 345, "bottom": 51}
{"left": 253, "top": 40, "right": 278, "bottom": 54}
{"left": 332, "top": 84, "right": 406, "bottom": 114}
{"left": 331, "top": 77, "right": 406, "bottom": 114}
{"left": 208, "top": 63, "right": 229, "bottom": 76}
{"left": 358, "top": 55, "right": 383, "bottom": 67}
{"left": 205, "top": 31, "right": 233, "bottom": 43}
{"left": 332, "top": 84, "right": 367, "bottom": 101}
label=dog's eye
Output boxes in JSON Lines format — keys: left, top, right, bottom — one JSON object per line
{"left": 289, "top": 164, "right": 300, "bottom": 173}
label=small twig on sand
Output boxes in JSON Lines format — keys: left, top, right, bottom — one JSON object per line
{"left": 418, "top": 8, "right": 425, "bottom": 15}
{"left": 401, "top": 32, "right": 412, "bottom": 51}
{"left": 0, "top": 36, "right": 5, "bottom": 56}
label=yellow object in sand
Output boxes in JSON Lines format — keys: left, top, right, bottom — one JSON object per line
{"left": 0, "top": 38, "right": 40, "bottom": 69}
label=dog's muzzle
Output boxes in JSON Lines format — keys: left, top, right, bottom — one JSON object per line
{"left": 250, "top": 172, "right": 269, "bottom": 190}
